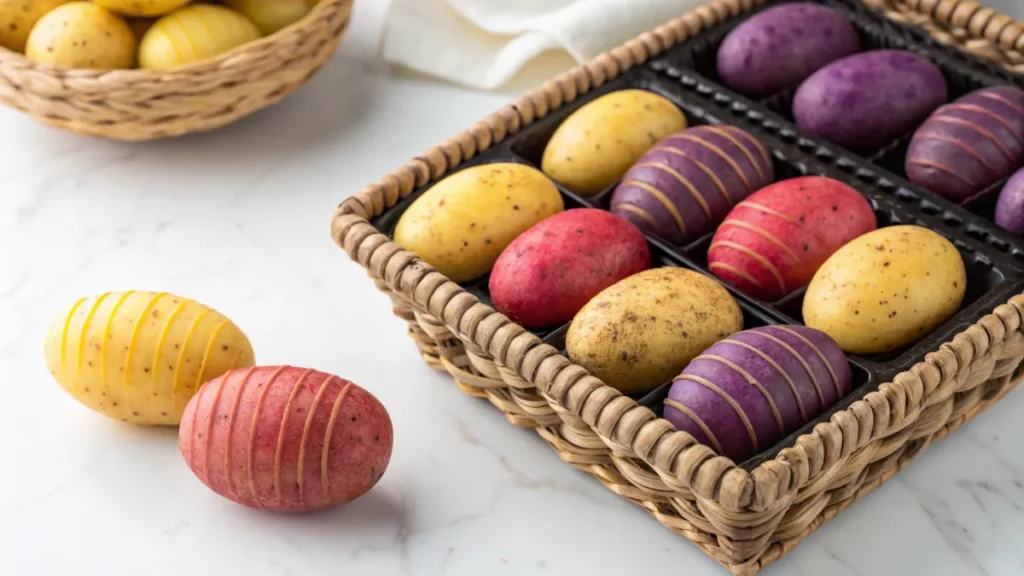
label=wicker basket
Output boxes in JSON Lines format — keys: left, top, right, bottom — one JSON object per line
{"left": 0, "top": 0, "right": 353, "bottom": 141}
{"left": 864, "top": 0, "right": 1024, "bottom": 73}
{"left": 331, "top": 0, "right": 1024, "bottom": 574}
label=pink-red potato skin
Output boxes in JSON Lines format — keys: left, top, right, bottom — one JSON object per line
{"left": 179, "top": 366, "right": 393, "bottom": 512}
{"left": 489, "top": 209, "right": 650, "bottom": 329}
{"left": 708, "top": 176, "right": 877, "bottom": 301}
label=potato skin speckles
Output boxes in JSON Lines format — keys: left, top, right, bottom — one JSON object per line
{"left": 709, "top": 176, "right": 876, "bottom": 301}
{"left": 179, "top": 366, "right": 393, "bottom": 513}
{"left": 542, "top": 90, "right": 687, "bottom": 197}
{"left": 25, "top": 2, "right": 136, "bottom": 69}
{"left": 394, "top": 163, "right": 564, "bottom": 283}
{"left": 43, "top": 291, "right": 255, "bottom": 425}
{"left": 803, "top": 225, "right": 966, "bottom": 354}
{"left": 567, "top": 268, "right": 743, "bottom": 395}
{"left": 0, "top": 0, "right": 72, "bottom": 52}
{"left": 489, "top": 209, "right": 650, "bottom": 329}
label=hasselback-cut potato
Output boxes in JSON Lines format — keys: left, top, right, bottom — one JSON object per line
{"left": 44, "top": 291, "right": 255, "bottom": 425}
{"left": 179, "top": 366, "right": 393, "bottom": 512}
{"left": 906, "top": 86, "right": 1024, "bottom": 203}
{"left": 708, "top": 176, "right": 877, "bottom": 301}
{"left": 610, "top": 125, "right": 774, "bottom": 246}
{"left": 664, "top": 325, "right": 851, "bottom": 461}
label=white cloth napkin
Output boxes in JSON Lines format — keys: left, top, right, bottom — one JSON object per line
{"left": 375, "top": 0, "right": 707, "bottom": 90}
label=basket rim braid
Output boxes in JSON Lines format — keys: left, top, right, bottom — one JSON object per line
{"left": 0, "top": 0, "right": 354, "bottom": 141}
{"left": 331, "top": 0, "right": 1024, "bottom": 573}
{"left": 864, "top": 0, "right": 1024, "bottom": 73}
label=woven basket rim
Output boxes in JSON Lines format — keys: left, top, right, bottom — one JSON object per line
{"left": 0, "top": 0, "right": 351, "bottom": 79}
{"left": 330, "top": 0, "right": 1024, "bottom": 515}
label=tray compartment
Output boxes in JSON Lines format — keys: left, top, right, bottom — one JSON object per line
{"left": 649, "top": 0, "right": 1024, "bottom": 260}
{"left": 371, "top": 65, "right": 1023, "bottom": 471}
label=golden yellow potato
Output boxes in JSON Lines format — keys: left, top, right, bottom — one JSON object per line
{"left": 394, "top": 163, "right": 564, "bottom": 283}
{"left": 567, "top": 268, "right": 743, "bottom": 395}
{"left": 0, "top": 0, "right": 71, "bottom": 53}
{"left": 92, "top": 0, "right": 190, "bottom": 17}
{"left": 138, "top": 4, "right": 261, "bottom": 70}
{"left": 223, "top": 0, "right": 316, "bottom": 35}
{"left": 803, "top": 225, "right": 967, "bottom": 354}
{"left": 25, "top": 2, "right": 136, "bottom": 69}
{"left": 542, "top": 89, "right": 687, "bottom": 196}
{"left": 44, "top": 291, "right": 255, "bottom": 425}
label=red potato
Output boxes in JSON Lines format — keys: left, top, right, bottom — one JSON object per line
{"left": 708, "top": 176, "right": 877, "bottom": 301}
{"left": 489, "top": 208, "right": 651, "bottom": 329}
{"left": 179, "top": 366, "right": 393, "bottom": 513}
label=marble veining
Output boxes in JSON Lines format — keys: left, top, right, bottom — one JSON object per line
{"left": 2, "top": 34, "right": 1023, "bottom": 576}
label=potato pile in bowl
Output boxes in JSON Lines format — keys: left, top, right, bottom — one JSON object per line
{"left": 0, "top": 0, "right": 319, "bottom": 70}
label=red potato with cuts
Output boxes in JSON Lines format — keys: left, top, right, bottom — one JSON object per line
{"left": 488, "top": 209, "right": 651, "bottom": 330}
{"left": 708, "top": 176, "right": 877, "bottom": 301}
{"left": 179, "top": 366, "right": 393, "bottom": 512}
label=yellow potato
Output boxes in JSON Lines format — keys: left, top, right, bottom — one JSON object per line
{"left": 0, "top": 0, "right": 71, "bottom": 53}
{"left": 223, "top": 0, "right": 316, "bottom": 35}
{"left": 138, "top": 4, "right": 261, "bottom": 70}
{"left": 567, "top": 268, "right": 743, "bottom": 395}
{"left": 393, "top": 163, "right": 564, "bottom": 283}
{"left": 803, "top": 225, "right": 966, "bottom": 354}
{"left": 25, "top": 2, "right": 136, "bottom": 69}
{"left": 44, "top": 291, "right": 255, "bottom": 426}
{"left": 542, "top": 89, "right": 687, "bottom": 196}
{"left": 92, "top": 0, "right": 190, "bottom": 17}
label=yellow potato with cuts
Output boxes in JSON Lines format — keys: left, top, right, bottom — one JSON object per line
{"left": 0, "top": 0, "right": 71, "bottom": 52}
{"left": 394, "top": 163, "right": 564, "bottom": 283}
{"left": 138, "top": 4, "right": 261, "bottom": 70}
{"left": 223, "top": 0, "right": 317, "bottom": 35}
{"left": 803, "top": 225, "right": 966, "bottom": 354}
{"left": 44, "top": 291, "right": 255, "bottom": 426}
{"left": 25, "top": 2, "right": 136, "bottom": 69}
{"left": 92, "top": 0, "right": 190, "bottom": 17}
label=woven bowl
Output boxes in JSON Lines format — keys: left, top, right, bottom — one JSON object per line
{"left": 0, "top": 0, "right": 354, "bottom": 141}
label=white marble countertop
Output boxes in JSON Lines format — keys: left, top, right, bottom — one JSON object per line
{"left": 3, "top": 4, "right": 1024, "bottom": 576}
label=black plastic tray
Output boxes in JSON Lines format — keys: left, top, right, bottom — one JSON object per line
{"left": 651, "top": 0, "right": 1024, "bottom": 258}
{"left": 372, "top": 0, "right": 1024, "bottom": 469}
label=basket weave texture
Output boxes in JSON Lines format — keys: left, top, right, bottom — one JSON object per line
{"left": 331, "top": 1, "right": 1024, "bottom": 573}
{"left": 864, "top": 0, "right": 1024, "bottom": 73}
{"left": 0, "top": 0, "right": 353, "bottom": 141}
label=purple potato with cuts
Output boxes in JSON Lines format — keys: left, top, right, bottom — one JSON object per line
{"left": 717, "top": 2, "right": 861, "bottom": 99}
{"left": 664, "top": 325, "right": 852, "bottom": 461}
{"left": 610, "top": 125, "right": 774, "bottom": 246}
{"left": 793, "top": 50, "right": 948, "bottom": 151}
{"left": 906, "top": 86, "right": 1024, "bottom": 203}
{"left": 995, "top": 168, "right": 1024, "bottom": 234}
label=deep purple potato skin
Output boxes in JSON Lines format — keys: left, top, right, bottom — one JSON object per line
{"left": 995, "top": 168, "right": 1024, "bottom": 234}
{"left": 717, "top": 3, "right": 861, "bottom": 99}
{"left": 793, "top": 50, "right": 948, "bottom": 151}
{"left": 664, "top": 325, "right": 852, "bottom": 461}
{"left": 609, "top": 125, "right": 774, "bottom": 245}
{"left": 906, "top": 86, "right": 1024, "bottom": 203}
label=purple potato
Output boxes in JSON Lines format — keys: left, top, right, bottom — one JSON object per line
{"left": 610, "top": 125, "right": 774, "bottom": 245}
{"left": 995, "top": 168, "right": 1024, "bottom": 234}
{"left": 793, "top": 50, "right": 948, "bottom": 151}
{"left": 906, "top": 86, "right": 1024, "bottom": 203}
{"left": 717, "top": 2, "right": 861, "bottom": 99}
{"left": 663, "top": 325, "right": 852, "bottom": 461}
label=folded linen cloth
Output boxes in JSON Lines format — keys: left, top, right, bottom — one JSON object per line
{"left": 376, "top": 0, "right": 708, "bottom": 90}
